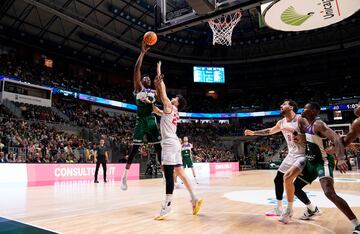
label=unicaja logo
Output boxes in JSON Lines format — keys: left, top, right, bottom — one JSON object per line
{"left": 263, "top": 0, "right": 359, "bottom": 31}
{"left": 281, "top": 6, "right": 314, "bottom": 26}
{"left": 320, "top": 0, "right": 336, "bottom": 19}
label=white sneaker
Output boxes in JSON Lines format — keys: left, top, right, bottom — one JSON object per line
{"left": 265, "top": 207, "right": 282, "bottom": 216}
{"left": 120, "top": 175, "right": 128, "bottom": 191}
{"left": 154, "top": 201, "right": 172, "bottom": 220}
{"left": 353, "top": 224, "right": 360, "bottom": 234}
{"left": 300, "top": 206, "right": 320, "bottom": 220}
{"left": 279, "top": 208, "right": 293, "bottom": 224}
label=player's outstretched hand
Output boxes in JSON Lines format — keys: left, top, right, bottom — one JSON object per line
{"left": 141, "top": 41, "right": 150, "bottom": 53}
{"left": 337, "top": 159, "right": 348, "bottom": 174}
{"left": 244, "top": 129, "right": 254, "bottom": 136}
{"left": 157, "top": 61, "right": 162, "bottom": 76}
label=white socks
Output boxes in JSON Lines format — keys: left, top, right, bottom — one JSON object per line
{"left": 189, "top": 190, "right": 197, "bottom": 202}
{"left": 123, "top": 169, "right": 128, "bottom": 178}
{"left": 351, "top": 219, "right": 360, "bottom": 227}
{"left": 287, "top": 202, "right": 293, "bottom": 212}
{"left": 166, "top": 194, "right": 172, "bottom": 206}
{"left": 307, "top": 202, "right": 316, "bottom": 212}
{"left": 277, "top": 200, "right": 283, "bottom": 209}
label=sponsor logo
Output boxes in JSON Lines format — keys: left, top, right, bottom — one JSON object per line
{"left": 54, "top": 167, "right": 116, "bottom": 177}
{"left": 281, "top": 6, "right": 314, "bottom": 26}
{"left": 215, "top": 164, "right": 232, "bottom": 170}
{"left": 263, "top": 0, "right": 360, "bottom": 31}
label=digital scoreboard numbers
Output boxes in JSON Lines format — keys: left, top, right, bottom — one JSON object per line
{"left": 193, "top": 66, "right": 225, "bottom": 83}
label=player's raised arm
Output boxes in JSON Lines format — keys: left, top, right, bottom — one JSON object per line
{"left": 133, "top": 42, "right": 150, "bottom": 92}
{"left": 244, "top": 122, "right": 281, "bottom": 136}
{"left": 154, "top": 72, "right": 172, "bottom": 114}
{"left": 155, "top": 61, "right": 163, "bottom": 102}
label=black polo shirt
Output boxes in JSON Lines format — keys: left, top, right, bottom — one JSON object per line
{"left": 96, "top": 145, "right": 107, "bottom": 162}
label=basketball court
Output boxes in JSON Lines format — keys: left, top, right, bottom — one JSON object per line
{"left": 1, "top": 170, "right": 360, "bottom": 233}
{"left": 0, "top": 0, "right": 359, "bottom": 234}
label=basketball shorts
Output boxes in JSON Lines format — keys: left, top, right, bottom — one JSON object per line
{"left": 133, "top": 115, "right": 161, "bottom": 145}
{"left": 298, "top": 155, "right": 335, "bottom": 184}
{"left": 278, "top": 154, "right": 306, "bottom": 174}
{"left": 161, "top": 139, "right": 182, "bottom": 166}
{"left": 182, "top": 156, "right": 193, "bottom": 168}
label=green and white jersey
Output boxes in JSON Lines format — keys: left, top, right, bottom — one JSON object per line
{"left": 134, "top": 88, "right": 156, "bottom": 118}
{"left": 181, "top": 143, "right": 193, "bottom": 158}
{"left": 305, "top": 121, "right": 328, "bottom": 163}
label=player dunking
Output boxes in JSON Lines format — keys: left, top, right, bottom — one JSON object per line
{"left": 181, "top": 136, "right": 199, "bottom": 184}
{"left": 121, "top": 42, "right": 162, "bottom": 190}
{"left": 298, "top": 102, "right": 360, "bottom": 233}
{"left": 152, "top": 61, "right": 202, "bottom": 220}
{"left": 245, "top": 100, "right": 318, "bottom": 221}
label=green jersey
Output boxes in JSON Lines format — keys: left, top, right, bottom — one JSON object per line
{"left": 134, "top": 88, "right": 156, "bottom": 118}
{"left": 181, "top": 143, "right": 193, "bottom": 158}
{"left": 305, "top": 122, "right": 328, "bottom": 163}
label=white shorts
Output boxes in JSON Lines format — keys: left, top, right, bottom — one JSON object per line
{"left": 161, "top": 139, "right": 182, "bottom": 166}
{"left": 278, "top": 154, "right": 306, "bottom": 173}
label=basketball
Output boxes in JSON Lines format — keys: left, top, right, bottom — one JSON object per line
{"left": 143, "top": 31, "right": 158, "bottom": 46}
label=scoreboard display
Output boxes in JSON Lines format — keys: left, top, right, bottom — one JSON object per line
{"left": 193, "top": 66, "right": 225, "bottom": 83}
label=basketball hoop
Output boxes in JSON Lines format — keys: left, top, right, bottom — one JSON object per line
{"left": 208, "top": 11, "right": 242, "bottom": 46}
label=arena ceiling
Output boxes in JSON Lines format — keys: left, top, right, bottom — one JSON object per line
{"left": 0, "top": 0, "right": 359, "bottom": 66}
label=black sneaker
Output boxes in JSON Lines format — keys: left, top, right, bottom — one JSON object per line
{"left": 94, "top": 180, "right": 99, "bottom": 183}
{"left": 353, "top": 224, "right": 360, "bottom": 234}
{"left": 300, "top": 206, "right": 320, "bottom": 220}
{"left": 104, "top": 180, "right": 107, "bottom": 183}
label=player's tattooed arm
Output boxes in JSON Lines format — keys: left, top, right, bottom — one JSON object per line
{"left": 314, "top": 120, "right": 347, "bottom": 173}
{"left": 244, "top": 125, "right": 281, "bottom": 136}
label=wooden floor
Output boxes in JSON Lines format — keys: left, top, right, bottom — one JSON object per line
{"left": 1, "top": 170, "right": 360, "bottom": 234}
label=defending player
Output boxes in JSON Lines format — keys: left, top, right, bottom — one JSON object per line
{"left": 152, "top": 61, "right": 202, "bottom": 220}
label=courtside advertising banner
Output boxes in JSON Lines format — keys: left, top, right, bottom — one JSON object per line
{"left": 26, "top": 164, "right": 139, "bottom": 185}
{"left": 210, "top": 162, "right": 239, "bottom": 176}
{"left": 184, "top": 163, "right": 210, "bottom": 179}
{"left": 263, "top": 0, "right": 360, "bottom": 31}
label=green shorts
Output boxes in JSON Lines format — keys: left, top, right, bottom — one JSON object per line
{"left": 133, "top": 115, "right": 161, "bottom": 145}
{"left": 182, "top": 156, "right": 193, "bottom": 168}
{"left": 298, "top": 155, "right": 335, "bottom": 184}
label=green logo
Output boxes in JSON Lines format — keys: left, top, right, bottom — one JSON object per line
{"left": 281, "top": 6, "right": 314, "bottom": 26}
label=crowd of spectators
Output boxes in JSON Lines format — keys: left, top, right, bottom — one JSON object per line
{"left": 13, "top": 101, "right": 63, "bottom": 122}
{"left": 1, "top": 53, "right": 359, "bottom": 113}
{"left": 1, "top": 53, "right": 358, "bottom": 167}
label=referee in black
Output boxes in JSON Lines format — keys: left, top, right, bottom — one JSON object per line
{"left": 94, "top": 138, "right": 109, "bottom": 183}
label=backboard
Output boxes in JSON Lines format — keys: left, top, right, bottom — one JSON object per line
{"left": 155, "top": 0, "right": 266, "bottom": 35}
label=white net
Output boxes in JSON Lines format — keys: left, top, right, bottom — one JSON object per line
{"left": 208, "top": 11, "right": 242, "bottom": 46}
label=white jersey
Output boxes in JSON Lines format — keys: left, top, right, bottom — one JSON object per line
{"left": 160, "top": 105, "right": 179, "bottom": 141}
{"left": 277, "top": 114, "right": 305, "bottom": 156}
